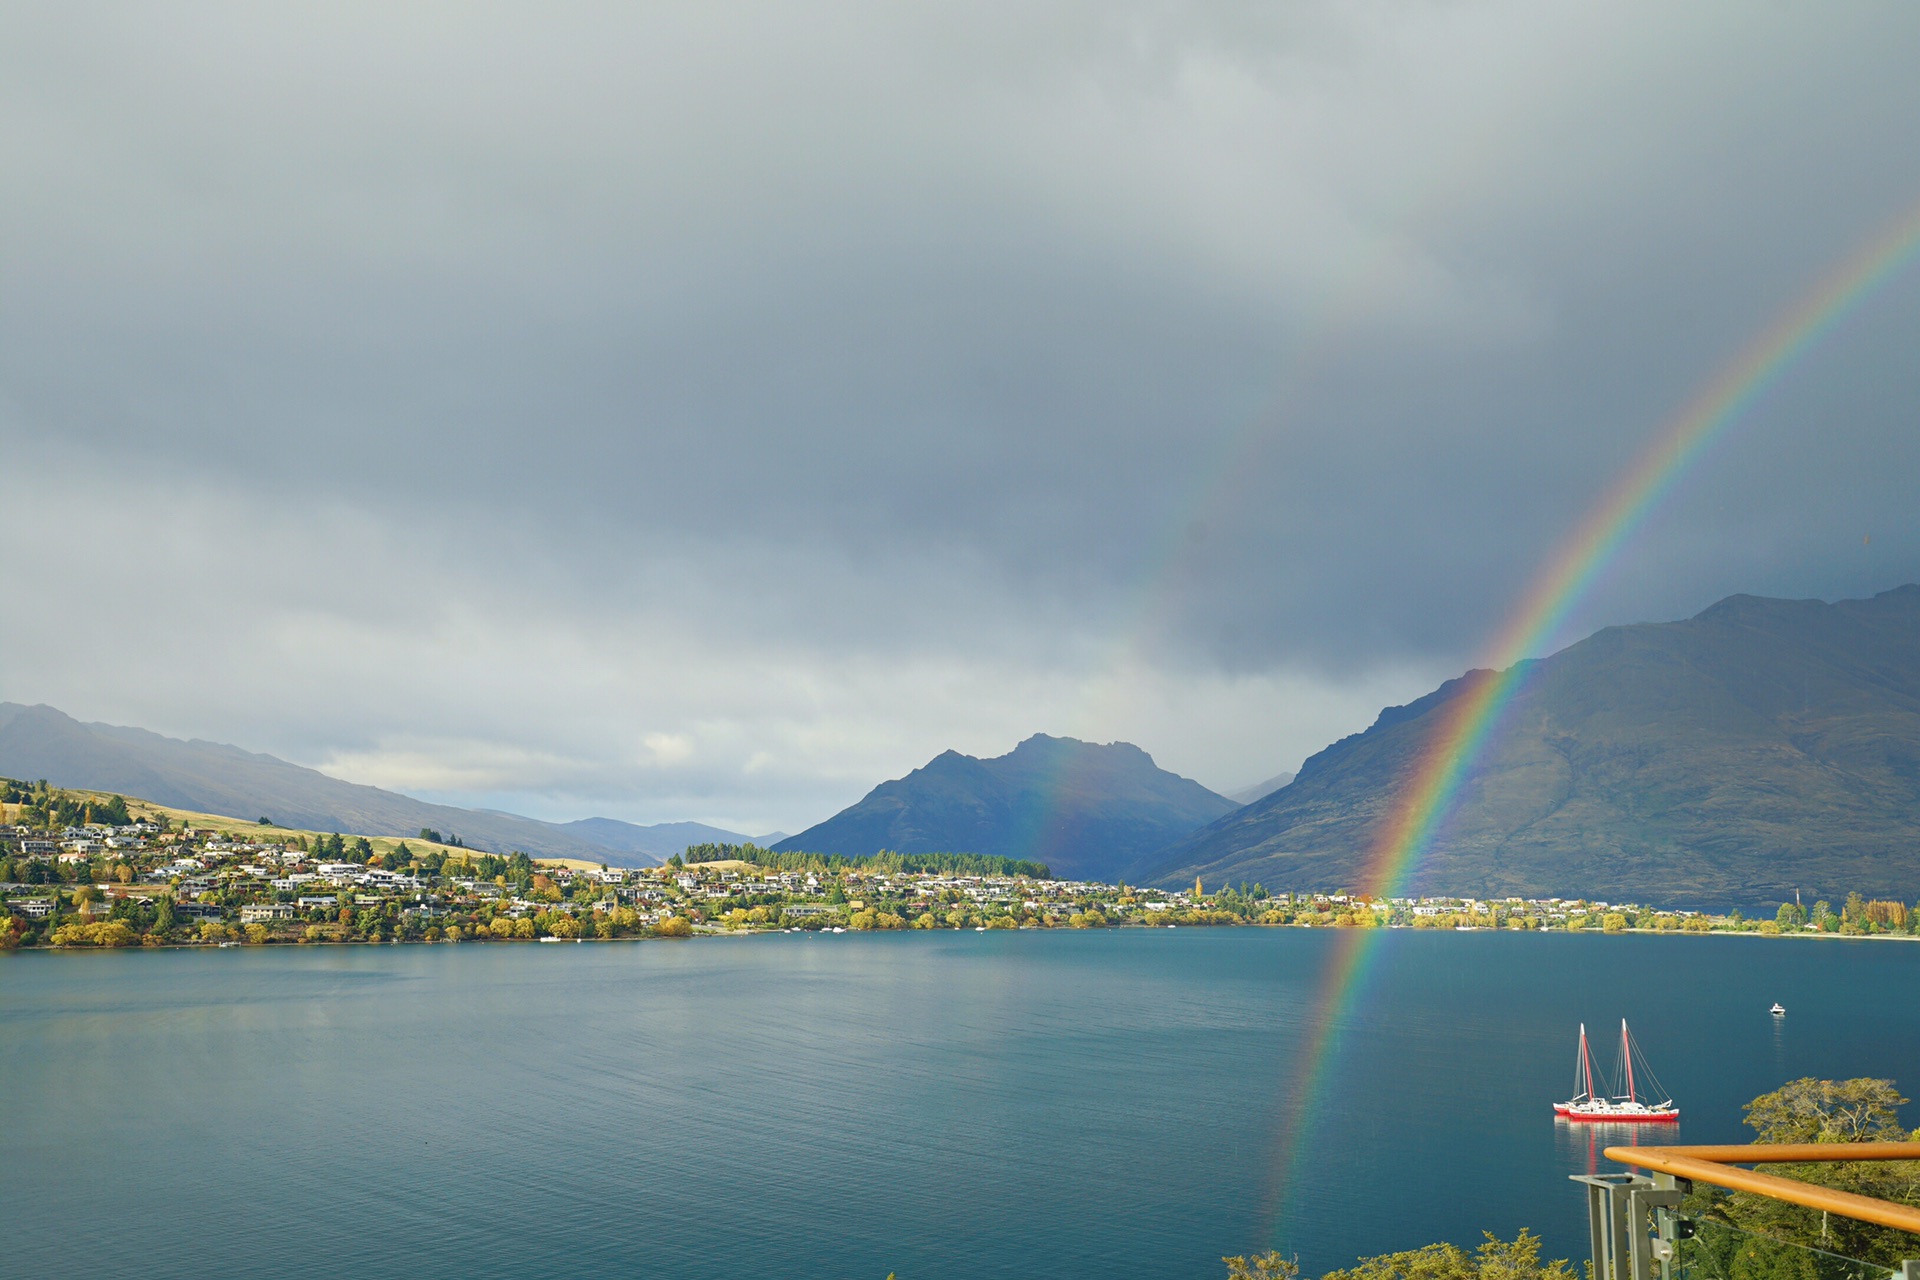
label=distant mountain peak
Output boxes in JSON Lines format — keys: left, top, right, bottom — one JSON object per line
{"left": 774, "top": 734, "right": 1232, "bottom": 882}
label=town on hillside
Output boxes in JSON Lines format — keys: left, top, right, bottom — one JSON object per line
{"left": 1, "top": 782, "right": 1911, "bottom": 950}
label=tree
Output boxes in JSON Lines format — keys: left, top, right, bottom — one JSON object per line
{"left": 1313, "top": 1231, "right": 1571, "bottom": 1280}
{"left": 1694, "top": 1079, "right": 1920, "bottom": 1269}
{"left": 655, "top": 915, "right": 693, "bottom": 938}
{"left": 1224, "top": 1253, "right": 1299, "bottom": 1280}
{"left": 1776, "top": 902, "right": 1806, "bottom": 929}
{"left": 1744, "top": 1078, "right": 1908, "bottom": 1144}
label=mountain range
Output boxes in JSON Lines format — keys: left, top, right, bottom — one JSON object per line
{"left": 553, "top": 817, "right": 787, "bottom": 859}
{"left": 11, "top": 584, "right": 1920, "bottom": 905}
{"left": 1222, "top": 772, "right": 1295, "bottom": 806}
{"left": 0, "top": 703, "right": 764, "bottom": 865}
{"left": 773, "top": 734, "right": 1236, "bottom": 883}
{"left": 1141, "top": 586, "right": 1920, "bottom": 908}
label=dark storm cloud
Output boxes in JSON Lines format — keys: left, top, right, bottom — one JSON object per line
{"left": 4, "top": 2, "right": 1918, "bottom": 822}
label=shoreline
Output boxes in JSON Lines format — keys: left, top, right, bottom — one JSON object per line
{"left": 9, "top": 918, "right": 1914, "bottom": 955}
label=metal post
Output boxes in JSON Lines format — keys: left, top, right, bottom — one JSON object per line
{"left": 1574, "top": 1174, "right": 1642, "bottom": 1280}
{"left": 1586, "top": 1182, "right": 1611, "bottom": 1280}
{"left": 1575, "top": 1174, "right": 1684, "bottom": 1280}
{"left": 1627, "top": 1185, "right": 1685, "bottom": 1280}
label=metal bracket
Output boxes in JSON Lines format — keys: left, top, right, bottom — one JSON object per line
{"left": 1574, "top": 1173, "right": 1688, "bottom": 1280}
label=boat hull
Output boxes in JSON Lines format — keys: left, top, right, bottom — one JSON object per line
{"left": 1554, "top": 1104, "right": 1679, "bottom": 1123}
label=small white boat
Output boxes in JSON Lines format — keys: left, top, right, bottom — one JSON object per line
{"left": 1770, "top": 1002, "right": 1786, "bottom": 1017}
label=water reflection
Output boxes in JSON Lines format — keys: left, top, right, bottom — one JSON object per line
{"left": 1553, "top": 1117, "right": 1677, "bottom": 1177}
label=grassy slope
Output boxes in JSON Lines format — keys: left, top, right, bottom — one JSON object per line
{"left": 3, "top": 792, "right": 602, "bottom": 871}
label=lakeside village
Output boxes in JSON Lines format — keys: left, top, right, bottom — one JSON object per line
{"left": 2, "top": 785, "right": 1915, "bottom": 950}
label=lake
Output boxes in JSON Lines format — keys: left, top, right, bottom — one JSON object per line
{"left": 3, "top": 929, "right": 1914, "bottom": 1279}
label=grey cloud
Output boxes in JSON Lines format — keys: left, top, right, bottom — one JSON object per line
{"left": 4, "top": 1, "right": 1919, "bottom": 824}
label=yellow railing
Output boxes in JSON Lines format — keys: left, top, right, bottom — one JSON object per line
{"left": 1605, "top": 1142, "right": 1920, "bottom": 1235}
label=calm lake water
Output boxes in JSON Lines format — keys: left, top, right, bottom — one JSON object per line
{"left": 4, "top": 929, "right": 1916, "bottom": 1279}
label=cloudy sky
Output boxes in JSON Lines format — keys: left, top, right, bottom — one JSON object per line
{"left": 4, "top": 2, "right": 1917, "bottom": 832}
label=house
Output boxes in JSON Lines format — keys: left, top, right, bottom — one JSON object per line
{"left": 241, "top": 904, "right": 295, "bottom": 923}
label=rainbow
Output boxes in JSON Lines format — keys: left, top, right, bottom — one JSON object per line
{"left": 1260, "top": 194, "right": 1920, "bottom": 1247}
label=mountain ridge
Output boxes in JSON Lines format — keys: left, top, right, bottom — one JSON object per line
{"left": 0, "top": 703, "right": 628, "bottom": 862}
{"left": 1139, "top": 586, "right": 1920, "bottom": 908}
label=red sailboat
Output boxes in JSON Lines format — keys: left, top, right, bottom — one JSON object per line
{"left": 1554, "top": 1019, "right": 1678, "bottom": 1123}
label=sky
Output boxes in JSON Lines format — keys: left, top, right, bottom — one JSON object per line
{"left": 4, "top": 2, "right": 1918, "bottom": 834}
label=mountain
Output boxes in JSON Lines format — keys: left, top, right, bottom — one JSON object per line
{"left": 1223, "top": 772, "right": 1295, "bottom": 806}
{"left": 1140, "top": 587, "right": 1920, "bottom": 909}
{"left": 0, "top": 703, "right": 615, "bottom": 862}
{"left": 555, "top": 817, "right": 766, "bottom": 860}
{"left": 773, "top": 734, "right": 1236, "bottom": 882}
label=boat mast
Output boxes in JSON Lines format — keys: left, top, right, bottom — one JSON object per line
{"left": 1579, "top": 1024, "right": 1594, "bottom": 1101}
{"left": 1621, "top": 1019, "right": 1637, "bottom": 1103}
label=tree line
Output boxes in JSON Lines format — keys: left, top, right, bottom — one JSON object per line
{"left": 672, "top": 843, "right": 1052, "bottom": 880}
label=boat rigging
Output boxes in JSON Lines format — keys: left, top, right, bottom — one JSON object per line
{"left": 1553, "top": 1019, "right": 1678, "bottom": 1123}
